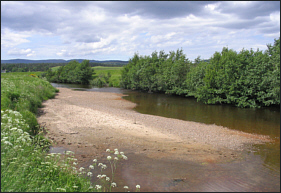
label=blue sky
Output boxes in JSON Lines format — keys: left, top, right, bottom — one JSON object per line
{"left": 1, "top": 1, "right": 280, "bottom": 61}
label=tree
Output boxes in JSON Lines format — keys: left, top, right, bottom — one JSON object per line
{"left": 45, "top": 60, "right": 95, "bottom": 84}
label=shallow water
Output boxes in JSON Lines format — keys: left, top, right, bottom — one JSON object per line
{"left": 51, "top": 83, "right": 280, "bottom": 192}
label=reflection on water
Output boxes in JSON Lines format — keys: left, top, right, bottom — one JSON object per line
{"left": 122, "top": 90, "right": 280, "bottom": 175}
{"left": 82, "top": 150, "right": 280, "bottom": 192}
{"left": 51, "top": 83, "right": 280, "bottom": 192}
{"left": 122, "top": 91, "right": 280, "bottom": 138}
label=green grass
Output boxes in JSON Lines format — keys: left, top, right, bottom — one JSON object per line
{"left": 1, "top": 72, "right": 94, "bottom": 192}
{"left": 91, "top": 66, "right": 123, "bottom": 87}
{"left": 1, "top": 72, "right": 140, "bottom": 192}
{"left": 50, "top": 66, "right": 61, "bottom": 72}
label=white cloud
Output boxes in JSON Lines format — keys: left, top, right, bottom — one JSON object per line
{"left": 270, "top": 11, "right": 280, "bottom": 23}
{"left": 7, "top": 48, "right": 35, "bottom": 57}
{"left": 1, "top": 1, "right": 279, "bottom": 60}
{"left": 1, "top": 28, "right": 30, "bottom": 47}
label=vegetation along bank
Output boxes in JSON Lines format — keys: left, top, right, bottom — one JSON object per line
{"left": 1, "top": 72, "right": 111, "bottom": 192}
{"left": 121, "top": 38, "right": 280, "bottom": 108}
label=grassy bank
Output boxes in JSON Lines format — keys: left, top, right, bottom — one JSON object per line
{"left": 1, "top": 72, "right": 140, "bottom": 192}
{"left": 1, "top": 72, "right": 94, "bottom": 192}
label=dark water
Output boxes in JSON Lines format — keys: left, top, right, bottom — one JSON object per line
{"left": 51, "top": 83, "right": 280, "bottom": 191}
{"left": 122, "top": 91, "right": 280, "bottom": 139}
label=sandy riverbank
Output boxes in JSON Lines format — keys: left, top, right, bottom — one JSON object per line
{"left": 37, "top": 87, "right": 270, "bottom": 164}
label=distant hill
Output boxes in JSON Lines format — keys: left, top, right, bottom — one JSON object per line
{"left": 1, "top": 59, "right": 128, "bottom": 65}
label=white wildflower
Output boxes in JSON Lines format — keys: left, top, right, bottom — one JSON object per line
{"left": 65, "top": 151, "right": 74, "bottom": 155}
{"left": 101, "top": 164, "right": 107, "bottom": 169}
{"left": 122, "top": 155, "right": 128, "bottom": 160}
{"left": 56, "top": 188, "right": 66, "bottom": 192}
{"left": 124, "top": 186, "right": 129, "bottom": 189}
{"left": 136, "top": 185, "right": 140, "bottom": 189}
{"left": 106, "top": 149, "right": 110, "bottom": 152}
{"left": 4, "top": 141, "right": 13, "bottom": 146}
{"left": 89, "top": 164, "right": 94, "bottom": 169}
{"left": 107, "top": 156, "right": 112, "bottom": 160}
{"left": 106, "top": 177, "right": 110, "bottom": 181}
{"left": 101, "top": 174, "right": 107, "bottom": 178}
{"left": 93, "top": 159, "right": 97, "bottom": 162}
{"left": 111, "top": 182, "right": 117, "bottom": 187}
{"left": 95, "top": 185, "right": 102, "bottom": 190}
{"left": 87, "top": 172, "right": 93, "bottom": 177}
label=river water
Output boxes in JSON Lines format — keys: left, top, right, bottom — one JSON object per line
{"left": 51, "top": 83, "right": 280, "bottom": 192}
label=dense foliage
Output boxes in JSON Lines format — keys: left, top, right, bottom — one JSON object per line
{"left": 121, "top": 38, "right": 280, "bottom": 108}
{"left": 44, "top": 60, "right": 94, "bottom": 84}
{"left": 121, "top": 49, "right": 192, "bottom": 94}
{"left": 1, "top": 62, "right": 63, "bottom": 72}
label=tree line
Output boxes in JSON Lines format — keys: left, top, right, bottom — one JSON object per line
{"left": 120, "top": 38, "right": 280, "bottom": 108}
{"left": 1, "top": 62, "right": 126, "bottom": 73}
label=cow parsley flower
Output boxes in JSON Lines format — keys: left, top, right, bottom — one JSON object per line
{"left": 111, "top": 182, "right": 117, "bottom": 187}
{"left": 89, "top": 164, "right": 94, "bottom": 169}
{"left": 122, "top": 155, "right": 128, "bottom": 160}
{"left": 101, "top": 164, "right": 107, "bottom": 169}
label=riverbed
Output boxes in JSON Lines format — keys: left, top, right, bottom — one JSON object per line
{"left": 37, "top": 84, "right": 280, "bottom": 192}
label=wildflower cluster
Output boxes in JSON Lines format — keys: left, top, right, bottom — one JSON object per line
{"left": 1, "top": 109, "right": 32, "bottom": 154}
{"left": 1, "top": 109, "right": 93, "bottom": 192}
{"left": 77, "top": 148, "right": 140, "bottom": 192}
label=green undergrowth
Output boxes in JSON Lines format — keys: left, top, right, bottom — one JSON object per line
{"left": 1, "top": 72, "right": 140, "bottom": 192}
{"left": 1, "top": 72, "right": 58, "bottom": 135}
{"left": 0, "top": 73, "right": 94, "bottom": 192}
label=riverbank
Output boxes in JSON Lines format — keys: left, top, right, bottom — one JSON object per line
{"left": 37, "top": 87, "right": 273, "bottom": 191}
{"left": 37, "top": 88, "right": 271, "bottom": 161}
{"left": 1, "top": 73, "right": 93, "bottom": 192}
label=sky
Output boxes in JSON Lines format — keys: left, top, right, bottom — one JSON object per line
{"left": 1, "top": 1, "right": 280, "bottom": 61}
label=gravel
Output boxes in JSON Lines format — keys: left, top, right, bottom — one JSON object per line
{"left": 37, "top": 88, "right": 271, "bottom": 163}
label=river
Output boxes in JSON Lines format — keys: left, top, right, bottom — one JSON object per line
{"left": 51, "top": 83, "right": 280, "bottom": 192}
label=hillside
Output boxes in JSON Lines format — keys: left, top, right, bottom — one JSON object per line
{"left": 1, "top": 59, "right": 128, "bottom": 65}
